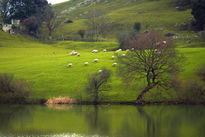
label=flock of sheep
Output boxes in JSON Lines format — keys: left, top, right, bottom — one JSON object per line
{"left": 67, "top": 41, "right": 167, "bottom": 69}
{"left": 67, "top": 48, "right": 127, "bottom": 68}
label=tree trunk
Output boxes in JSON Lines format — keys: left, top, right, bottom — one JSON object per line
{"left": 48, "top": 28, "right": 52, "bottom": 40}
{"left": 94, "top": 89, "right": 98, "bottom": 104}
{"left": 136, "top": 83, "right": 158, "bottom": 103}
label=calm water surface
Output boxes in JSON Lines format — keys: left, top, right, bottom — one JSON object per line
{"left": 0, "top": 104, "right": 205, "bottom": 137}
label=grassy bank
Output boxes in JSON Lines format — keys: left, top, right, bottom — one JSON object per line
{"left": 0, "top": 30, "right": 205, "bottom": 103}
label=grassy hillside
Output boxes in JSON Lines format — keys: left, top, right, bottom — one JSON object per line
{"left": 50, "top": 0, "right": 195, "bottom": 40}
{"left": 0, "top": 0, "right": 204, "bottom": 103}
{"left": 0, "top": 30, "right": 205, "bottom": 102}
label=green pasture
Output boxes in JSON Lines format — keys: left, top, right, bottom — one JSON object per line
{"left": 0, "top": 31, "right": 205, "bottom": 102}
{"left": 51, "top": 0, "right": 196, "bottom": 40}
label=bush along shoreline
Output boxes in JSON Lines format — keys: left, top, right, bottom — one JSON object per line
{"left": 0, "top": 73, "right": 32, "bottom": 104}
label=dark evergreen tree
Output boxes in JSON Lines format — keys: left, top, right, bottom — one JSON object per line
{"left": 0, "top": 0, "right": 10, "bottom": 23}
{"left": 191, "top": 0, "right": 205, "bottom": 30}
{"left": 9, "top": 0, "right": 48, "bottom": 21}
{"left": 133, "top": 22, "right": 141, "bottom": 32}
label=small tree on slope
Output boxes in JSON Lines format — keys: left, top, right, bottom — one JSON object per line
{"left": 85, "top": 68, "right": 111, "bottom": 104}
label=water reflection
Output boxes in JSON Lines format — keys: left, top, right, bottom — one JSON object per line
{"left": 0, "top": 105, "right": 205, "bottom": 137}
{"left": 0, "top": 105, "right": 33, "bottom": 132}
{"left": 46, "top": 104, "right": 73, "bottom": 110}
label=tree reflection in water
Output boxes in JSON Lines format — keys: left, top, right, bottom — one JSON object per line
{"left": 84, "top": 105, "right": 110, "bottom": 136}
{"left": 0, "top": 105, "right": 33, "bottom": 133}
{"left": 0, "top": 105, "right": 205, "bottom": 137}
{"left": 137, "top": 106, "right": 156, "bottom": 137}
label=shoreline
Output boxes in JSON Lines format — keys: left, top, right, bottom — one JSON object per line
{"left": 1, "top": 100, "right": 205, "bottom": 105}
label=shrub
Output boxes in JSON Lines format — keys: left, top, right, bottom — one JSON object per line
{"left": 197, "top": 64, "right": 205, "bottom": 82}
{"left": 0, "top": 74, "right": 32, "bottom": 103}
{"left": 133, "top": 22, "right": 141, "bottom": 32}
{"left": 170, "top": 76, "right": 183, "bottom": 91}
{"left": 85, "top": 68, "right": 111, "bottom": 104}
{"left": 179, "top": 80, "right": 205, "bottom": 102}
{"left": 22, "top": 16, "right": 40, "bottom": 36}
{"left": 199, "top": 30, "right": 205, "bottom": 41}
{"left": 117, "top": 31, "right": 137, "bottom": 50}
{"left": 78, "top": 30, "right": 86, "bottom": 39}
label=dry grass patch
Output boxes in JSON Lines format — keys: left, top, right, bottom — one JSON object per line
{"left": 46, "top": 96, "right": 76, "bottom": 104}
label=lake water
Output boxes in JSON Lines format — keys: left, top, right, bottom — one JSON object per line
{"left": 0, "top": 104, "right": 205, "bottom": 137}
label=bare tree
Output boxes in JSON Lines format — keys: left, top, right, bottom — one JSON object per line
{"left": 117, "top": 30, "right": 182, "bottom": 103}
{"left": 85, "top": 9, "right": 101, "bottom": 41}
{"left": 84, "top": 0, "right": 112, "bottom": 41}
{"left": 85, "top": 12, "right": 112, "bottom": 41}
{"left": 44, "top": 5, "right": 64, "bottom": 39}
{"left": 85, "top": 68, "right": 111, "bottom": 104}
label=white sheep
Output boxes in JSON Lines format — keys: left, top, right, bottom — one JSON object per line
{"left": 93, "top": 59, "right": 99, "bottom": 63}
{"left": 126, "top": 49, "right": 130, "bottom": 51}
{"left": 103, "top": 49, "right": 107, "bottom": 52}
{"left": 116, "top": 49, "right": 122, "bottom": 52}
{"left": 131, "top": 48, "right": 135, "bottom": 51}
{"left": 98, "top": 70, "right": 102, "bottom": 73}
{"left": 84, "top": 62, "right": 89, "bottom": 66}
{"left": 70, "top": 50, "right": 78, "bottom": 56}
{"left": 156, "top": 51, "right": 161, "bottom": 54}
{"left": 67, "top": 63, "right": 72, "bottom": 67}
{"left": 154, "top": 49, "right": 161, "bottom": 54}
{"left": 112, "top": 63, "right": 118, "bottom": 67}
{"left": 121, "top": 54, "right": 126, "bottom": 57}
{"left": 92, "top": 50, "right": 98, "bottom": 53}
{"left": 112, "top": 56, "right": 115, "bottom": 60}
{"left": 163, "top": 41, "right": 167, "bottom": 44}
{"left": 77, "top": 53, "right": 80, "bottom": 56}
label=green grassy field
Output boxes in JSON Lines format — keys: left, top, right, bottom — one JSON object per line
{"left": 50, "top": 0, "right": 196, "bottom": 40}
{"left": 0, "top": 0, "right": 205, "bottom": 102}
{"left": 0, "top": 30, "right": 205, "bottom": 102}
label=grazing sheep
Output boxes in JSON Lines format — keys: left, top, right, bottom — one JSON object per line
{"left": 84, "top": 62, "right": 89, "bottom": 66}
{"left": 103, "top": 49, "right": 107, "bottom": 52}
{"left": 121, "top": 54, "right": 126, "bottom": 57}
{"left": 67, "top": 63, "right": 72, "bottom": 67}
{"left": 77, "top": 53, "right": 80, "bottom": 56}
{"left": 98, "top": 70, "right": 102, "bottom": 73}
{"left": 131, "top": 48, "right": 135, "bottom": 51}
{"left": 156, "top": 51, "right": 161, "bottom": 54}
{"left": 154, "top": 49, "right": 161, "bottom": 54}
{"left": 126, "top": 49, "right": 130, "bottom": 51}
{"left": 163, "top": 41, "right": 167, "bottom": 44}
{"left": 116, "top": 49, "right": 122, "bottom": 52}
{"left": 112, "top": 56, "right": 115, "bottom": 60}
{"left": 93, "top": 59, "right": 99, "bottom": 63}
{"left": 70, "top": 50, "right": 78, "bottom": 56}
{"left": 92, "top": 50, "right": 98, "bottom": 53}
{"left": 112, "top": 63, "right": 118, "bottom": 67}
